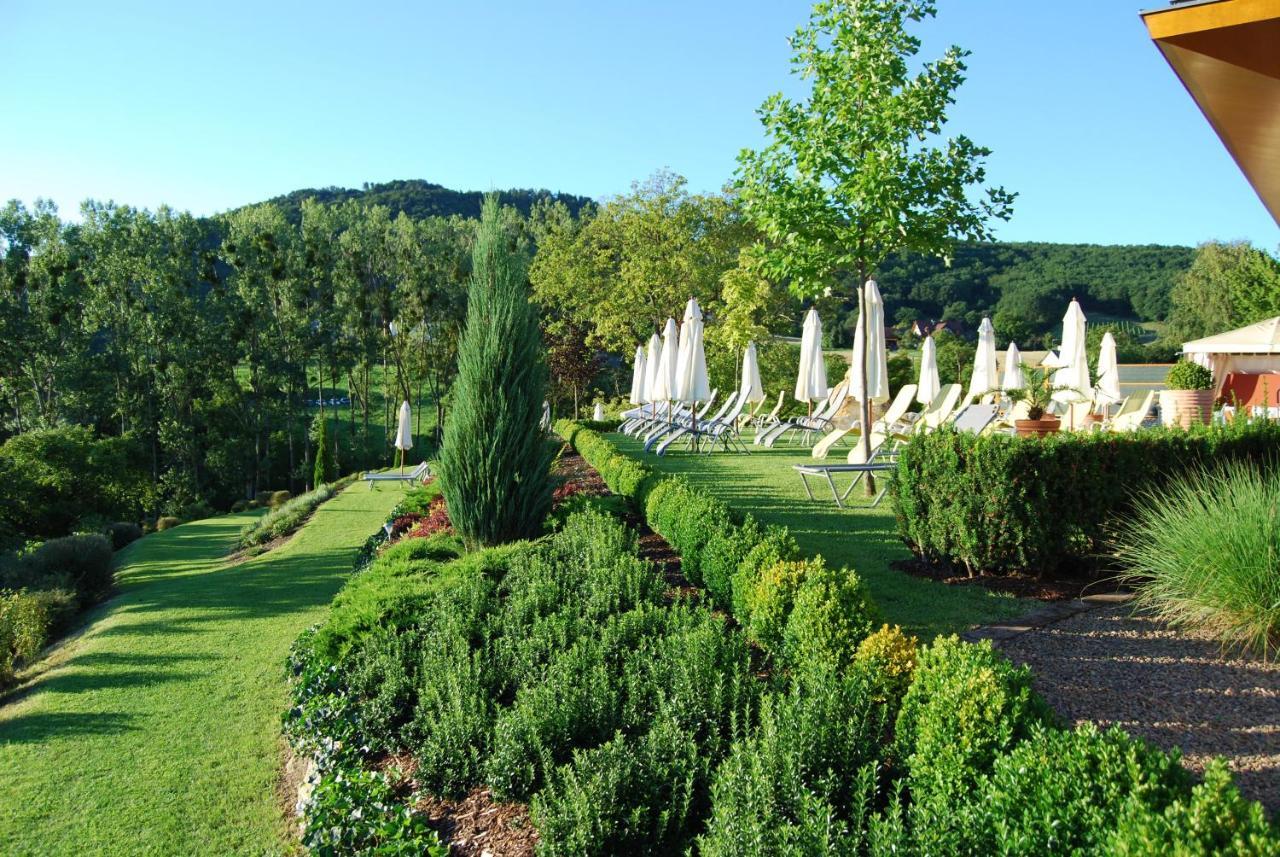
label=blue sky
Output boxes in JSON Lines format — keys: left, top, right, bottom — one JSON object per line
{"left": 4, "top": 0, "right": 1276, "bottom": 247}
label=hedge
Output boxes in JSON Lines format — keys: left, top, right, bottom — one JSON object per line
{"left": 555, "top": 420, "right": 802, "bottom": 617}
{"left": 892, "top": 420, "right": 1280, "bottom": 575}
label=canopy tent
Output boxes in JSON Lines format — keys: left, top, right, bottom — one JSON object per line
{"left": 1183, "top": 316, "right": 1280, "bottom": 394}
{"left": 849, "top": 280, "right": 890, "bottom": 404}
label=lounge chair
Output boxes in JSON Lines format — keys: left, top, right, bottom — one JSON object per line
{"left": 811, "top": 383, "right": 917, "bottom": 460}
{"left": 362, "top": 461, "right": 430, "bottom": 489}
{"left": 753, "top": 390, "right": 786, "bottom": 432}
{"left": 633, "top": 392, "right": 718, "bottom": 440}
{"left": 737, "top": 396, "right": 767, "bottom": 429}
{"left": 657, "top": 388, "right": 751, "bottom": 455}
{"left": 793, "top": 397, "right": 993, "bottom": 509}
{"left": 1109, "top": 390, "right": 1155, "bottom": 432}
{"left": 756, "top": 381, "right": 851, "bottom": 448}
{"left": 644, "top": 391, "right": 738, "bottom": 453}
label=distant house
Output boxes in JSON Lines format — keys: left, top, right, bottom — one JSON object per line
{"left": 909, "top": 319, "right": 969, "bottom": 339}
{"left": 884, "top": 327, "right": 900, "bottom": 350}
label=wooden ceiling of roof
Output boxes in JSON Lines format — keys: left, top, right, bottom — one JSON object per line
{"left": 1142, "top": 0, "right": 1280, "bottom": 225}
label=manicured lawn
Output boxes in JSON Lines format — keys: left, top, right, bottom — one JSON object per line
{"left": 611, "top": 433, "right": 1033, "bottom": 640}
{"left": 0, "top": 484, "right": 405, "bottom": 856}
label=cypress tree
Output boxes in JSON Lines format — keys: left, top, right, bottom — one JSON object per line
{"left": 439, "top": 195, "right": 554, "bottom": 546}
{"left": 312, "top": 416, "right": 336, "bottom": 487}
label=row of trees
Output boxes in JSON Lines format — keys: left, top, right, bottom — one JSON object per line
{"left": 0, "top": 196, "right": 486, "bottom": 516}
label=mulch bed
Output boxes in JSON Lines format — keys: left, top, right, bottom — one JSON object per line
{"left": 993, "top": 604, "right": 1279, "bottom": 815}
{"left": 891, "top": 556, "right": 1129, "bottom": 602}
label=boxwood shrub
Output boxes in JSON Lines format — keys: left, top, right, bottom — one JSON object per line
{"left": 892, "top": 419, "right": 1280, "bottom": 575}
{"left": 556, "top": 420, "right": 801, "bottom": 616}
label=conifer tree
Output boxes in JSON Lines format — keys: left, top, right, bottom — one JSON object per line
{"left": 312, "top": 416, "right": 336, "bottom": 487}
{"left": 439, "top": 195, "right": 553, "bottom": 546}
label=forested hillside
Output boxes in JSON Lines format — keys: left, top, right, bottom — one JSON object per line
{"left": 253, "top": 179, "right": 595, "bottom": 224}
{"left": 866, "top": 240, "right": 1196, "bottom": 342}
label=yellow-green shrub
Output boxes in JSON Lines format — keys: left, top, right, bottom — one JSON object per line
{"left": 744, "top": 559, "right": 814, "bottom": 654}
{"left": 156, "top": 516, "right": 180, "bottom": 531}
{"left": 783, "top": 562, "right": 879, "bottom": 673}
{"left": 854, "top": 624, "right": 918, "bottom": 705}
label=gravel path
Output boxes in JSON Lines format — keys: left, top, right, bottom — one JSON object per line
{"left": 994, "top": 604, "right": 1279, "bottom": 815}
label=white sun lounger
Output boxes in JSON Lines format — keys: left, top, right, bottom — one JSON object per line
{"left": 362, "top": 461, "right": 430, "bottom": 489}
{"left": 757, "top": 381, "right": 851, "bottom": 448}
{"left": 811, "top": 383, "right": 917, "bottom": 460}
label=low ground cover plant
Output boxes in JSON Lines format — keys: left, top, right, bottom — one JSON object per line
{"left": 286, "top": 422, "right": 1280, "bottom": 855}
{"left": 1117, "top": 461, "right": 1280, "bottom": 659}
{"left": 893, "top": 418, "right": 1280, "bottom": 576}
{"left": 238, "top": 476, "right": 355, "bottom": 550}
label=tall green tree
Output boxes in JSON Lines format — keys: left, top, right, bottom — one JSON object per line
{"left": 1166, "top": 241, "right": 1280, "bottom": 343}
{"left": 530, "top": 170, "right": 757, "bottom": 354}
{"left": 736, "top": 0, "right": 1013, "bottom": 484}
{"left": 438, "top": 196, "right": 553, "bottom": 547}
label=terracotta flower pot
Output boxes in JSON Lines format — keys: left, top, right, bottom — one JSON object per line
{"left": 1015, "top": 416, "right": 1061, "bottom": 437}
{"left": 1159, "top": 389, "right": 1214, "bottom": 428}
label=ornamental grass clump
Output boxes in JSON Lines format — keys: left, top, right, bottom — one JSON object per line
{"left": 1116, "top": 461, "right": 1280, "bottom": 659}
{"left": 439, "top": 195, "right": 553, "bottom": 547}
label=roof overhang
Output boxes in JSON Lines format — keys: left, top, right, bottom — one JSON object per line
{"left": 1141, "top": 0, "right": 1280, "bottom": 225}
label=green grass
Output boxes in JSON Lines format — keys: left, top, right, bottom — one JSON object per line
{"left": 611, "top": 434, "right": 1033, "bottom": 641}
{"left": 0, "top": 483, "right": 406, "bottom": 856}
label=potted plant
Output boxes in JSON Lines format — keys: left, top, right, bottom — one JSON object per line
{"left": 1006, "top": 365, "right": 1074, "bottom": 437}
{"left": 1160, "top": 360, "right": 1214, "bottom": 428}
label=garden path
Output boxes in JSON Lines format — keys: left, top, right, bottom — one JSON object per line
{"left": 0, "top": 484, "right": 405, "bottom": 856}
{"left": 995, "top": 604, "right": 1279, "bottom": 815}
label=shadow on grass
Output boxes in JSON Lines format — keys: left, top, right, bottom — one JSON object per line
{"left": 0, "top": 711, "right": 138, "bottom": 743}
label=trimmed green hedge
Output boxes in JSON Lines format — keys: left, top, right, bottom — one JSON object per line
{"left": 892, "top": 420, "right": 1280, "bottom": 575}
{"left": 555, "top": 420, "right": 804, "bottom": 617}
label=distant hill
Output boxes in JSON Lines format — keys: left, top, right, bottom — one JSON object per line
{"left": 253, "top": 179, "right": 596, "bottom": 223}
{"left": 873, "top": 240, "right": 1194, "bottom": 330}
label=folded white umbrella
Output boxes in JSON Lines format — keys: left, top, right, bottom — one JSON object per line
{"left": 849, "top": 279, "right": 889, "bottom": 404}
{"left": 395, "top": 401, "right": 413, "bottom": 451}
{"left": 592, "top": 402, "right": 606, "bottom": 421}
{"left": 651, "top": 317, "right": 679, "bottom": 402}
{"left": 794, "top": 307, "right": 829, "bottom": 404}
{"left": 643, "top": 333, "right": 663, "bottom": 403}
{"left": 674, "top": 298, "right": 710, "bottom": 403}
{"left": 1001, "top": 343, "right": 1025, "bottom": 392}
{"left": 968, "top": 317, "right": 1000, "bottom": 399}
{"left": 1053, "top": 299, "right": 1092, "bottom": 403}
{"left": 917, "top": 335, "right": 940, "bottom": 405}
{"left": 629, "top": 345, "right": 647, "bottom": 405}
{"left": 1095, "top": 331, "right": 1122, "bottom": 405}
{"left": 740, "top": 340, "right": 765, "bottom": 403}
